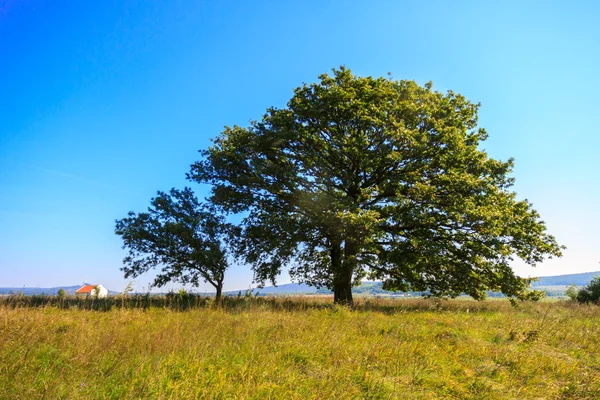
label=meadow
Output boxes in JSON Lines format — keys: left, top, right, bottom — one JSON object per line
{"left": 1, "top": 295, "right": 599, "bottom": 399}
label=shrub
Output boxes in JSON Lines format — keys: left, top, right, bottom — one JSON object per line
{"left": 576, "top": 275, "right": 600, "bottom": 304}
{"left": 565, "top": 284, "right": 579, "bottom": 301}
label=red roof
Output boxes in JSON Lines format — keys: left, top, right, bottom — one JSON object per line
{"left": 76, "top": 285, "right": 96, "bottom": 293}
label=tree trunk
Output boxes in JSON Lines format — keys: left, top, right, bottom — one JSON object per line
{"left": 333, "top": 278, "right": 353, "bottom": 305}
{"left": 215, "top": 284, "right": 223, "bottom": 304}
{"left": 331, "top": 238, "right": 355, "bottom": 306}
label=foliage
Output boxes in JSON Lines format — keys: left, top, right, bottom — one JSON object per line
{"left": 56, "top": 288, "right": 66, "bottom": 299}
{"left": 120, "top": 281, "right": 135, "bottom": 298}
{"left": 2, "top": 298, "right": 600, "bottom": 399}
{"left": 575, "top": 275, "right": 600, "bottom": 303}
{"left": 115, "top": 187, "right": 238, "bottom": 301}
{"left": 190, "top": 66, "right": 563, "bottom": 304}
{"left": 566, "top": 284, "right": 579, "bottom": 301}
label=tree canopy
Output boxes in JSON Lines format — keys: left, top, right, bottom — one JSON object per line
{"left": 189, "top": 67, "right": 563, "bottom": 304}
{"left": 115, "top": 187, "right": 237, "bottom": 301}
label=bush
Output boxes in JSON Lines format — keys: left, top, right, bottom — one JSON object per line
{"left": 565, "top": 284, "right": 579, "bottom": 301}
{"left": 576, "top": 275, "right": 600, "bottom": 303}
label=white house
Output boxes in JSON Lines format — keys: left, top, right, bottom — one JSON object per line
{"left": 75, "top": 284, "right": 108, "bottom": 298}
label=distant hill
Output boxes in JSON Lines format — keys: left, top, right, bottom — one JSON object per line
{"left": 253, "top": 282, "right": 317, "bottom": 294}
{"left": 3, "top": 271, "right": 598, "bottom": 297}
{"left": 0, "top": 284, "right": 118, "bottom": 296}
{"left": 530, "top": 271, "right": 600, "bottom": 287}
{"left": 239, "top": 271, "right": 600, "bottom": 297}
{"left": 221, "top": 282, "right": 318, "bottom": 296}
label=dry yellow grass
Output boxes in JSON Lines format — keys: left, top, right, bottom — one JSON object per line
{"left": 1, "top": 297, "right": 599, "bottom": 399}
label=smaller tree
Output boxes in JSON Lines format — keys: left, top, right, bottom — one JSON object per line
{"left": 575, "top": 275, "right": 600, "bottom": 304}
{"left": 119, "top": 281, "right": 135, "bottom": 298}
{"left": 115, "top": 188, "right": 237, "bottom": 302}
{"left": 92, "top": 285, "right": 102, "bottom": 299}
{"left": 565, "top": 284, "right": 579, "bottom": 301}
{"left": 57, "top": 288, "right": 66, "bottom": 299}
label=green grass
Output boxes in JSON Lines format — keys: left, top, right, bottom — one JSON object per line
{"left": 1, "top": 297, "right": 599, "bottom": 399}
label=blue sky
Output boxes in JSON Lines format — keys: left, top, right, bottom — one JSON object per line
{"left": 1, "top": 1, "right": 598, "bottom": 292}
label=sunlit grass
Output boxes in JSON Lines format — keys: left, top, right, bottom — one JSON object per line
{"left": 1, "top": 297, "right": 599, "bottom": 399}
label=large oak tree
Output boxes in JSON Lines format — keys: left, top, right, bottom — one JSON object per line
{"left": 190, "top": 67, "right": 562, "bottom": 305}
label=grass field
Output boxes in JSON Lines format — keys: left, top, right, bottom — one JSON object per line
{"left": 1, "top": 296, "right": 599, "bottom": 399}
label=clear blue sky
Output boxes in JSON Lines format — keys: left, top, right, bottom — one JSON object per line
{"left": 1, "top": 1, "right": 598, "bottom": 292}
